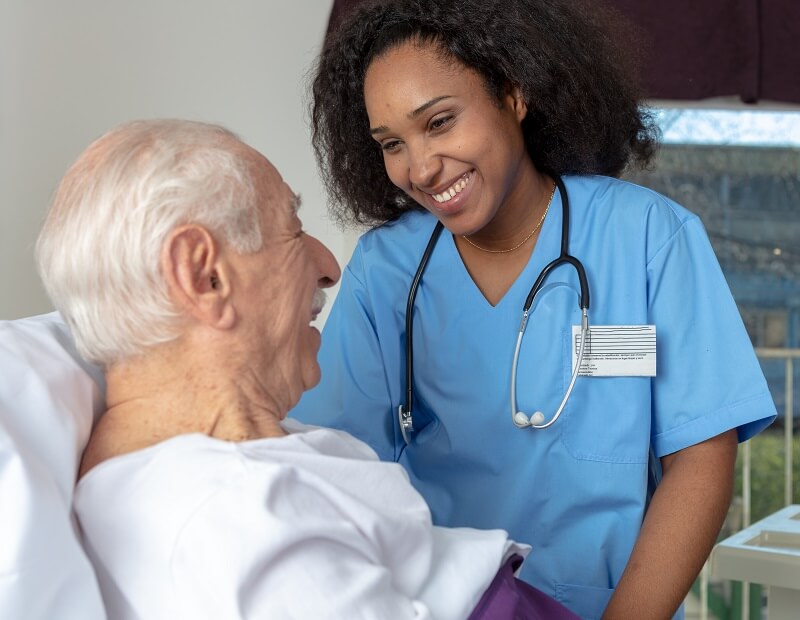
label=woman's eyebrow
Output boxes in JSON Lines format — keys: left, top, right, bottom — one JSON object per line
{"left": 408, "top": 95, "right": 451, "bottom": 119}
{"left": 369, "top": 96, "right": 453, "bottom": 135}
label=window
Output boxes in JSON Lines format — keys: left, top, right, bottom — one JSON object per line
{"left": 624, "top": 108, "right": 800, "bottom": 421}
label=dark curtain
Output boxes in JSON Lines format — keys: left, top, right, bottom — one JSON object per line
{"left": 325, "top": 0, "right": 800, "bottom": 105}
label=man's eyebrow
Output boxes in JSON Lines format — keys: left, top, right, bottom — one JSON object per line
{"left": 369, "top": 96, "right": 452, "bottom": 135}
{"left": 291, "top": 193, "right": 302, "bottom": 214}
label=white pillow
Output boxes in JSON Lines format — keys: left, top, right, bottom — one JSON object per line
{"left": 0, "top": 312, "right": 107, "bottom": 619}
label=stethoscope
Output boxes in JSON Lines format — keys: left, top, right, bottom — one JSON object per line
{"left": 397, "top": 175, "right": 591, "bottom": 445}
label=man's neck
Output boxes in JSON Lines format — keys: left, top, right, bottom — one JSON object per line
{"left": 79, "top": 340, "right": 286, "bottom": 478}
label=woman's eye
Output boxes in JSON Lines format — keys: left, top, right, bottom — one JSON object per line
{"left": 429, "top": 116, "right": 453, "bottom": 131}
{"left": 381, "top": 140, "right": 401, "bottom": 152}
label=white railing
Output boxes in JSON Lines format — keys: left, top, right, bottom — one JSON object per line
{"left": 696, "top": 347, "right": 799, "bottom": 620}
{"left": 754, "top": 348, "right": 797, "bottom": 510}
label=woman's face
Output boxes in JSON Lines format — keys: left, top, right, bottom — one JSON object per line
{"left": 363, "top": 40, "right": 536, "bottom": 235}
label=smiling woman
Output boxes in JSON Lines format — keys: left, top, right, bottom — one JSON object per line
{"left": 291, "top": 1, "right": 777, "bottom": 619}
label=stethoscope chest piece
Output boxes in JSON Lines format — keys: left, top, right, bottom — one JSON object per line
{"left": 398, "top": 405, "right": 413, "bottom": 445}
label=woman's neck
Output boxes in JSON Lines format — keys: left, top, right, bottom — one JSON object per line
{"left": 463, "top": 164, "right": 553, "bottom": 252}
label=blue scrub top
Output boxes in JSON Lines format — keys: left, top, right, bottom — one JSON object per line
{"left": 291, "top": 175, "right": 776, "bottom": 620}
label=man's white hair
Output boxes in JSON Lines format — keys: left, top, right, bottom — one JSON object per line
{"left": 35, "top": 119, "right": 261, "bottom": 366}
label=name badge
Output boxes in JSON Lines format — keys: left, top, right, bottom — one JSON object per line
{"left": 571, "top": 325, "right": 656, "bottom": 377}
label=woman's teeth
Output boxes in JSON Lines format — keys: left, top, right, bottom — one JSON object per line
{"left": 433, "top": 173, "right": 469, "bottom": 203}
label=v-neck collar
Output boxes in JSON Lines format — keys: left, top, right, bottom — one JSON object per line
{"left": 439, "top": 185, "right": 564, "bottom": 310}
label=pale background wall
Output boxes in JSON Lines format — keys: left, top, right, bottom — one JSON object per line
{"left": 0, "top": 0, "right": 359, "bottom": 323}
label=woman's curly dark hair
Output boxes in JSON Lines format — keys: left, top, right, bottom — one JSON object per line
{"left": 311, "top": 0, "right": 660, "bottom": 227}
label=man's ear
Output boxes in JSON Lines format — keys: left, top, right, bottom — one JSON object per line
{"left": 161, "top": 225, "right": 236, "bottom": 329}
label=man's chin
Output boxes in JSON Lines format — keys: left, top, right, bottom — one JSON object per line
{"left": 302, "top": 363, "right": 322, "bottom": 392}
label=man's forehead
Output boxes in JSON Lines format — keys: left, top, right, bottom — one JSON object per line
{"left": 249, "top": 150, "right": 300, "bottom": 216}
{"left": 263, "top": 183, "right": 303, "bottom": 229}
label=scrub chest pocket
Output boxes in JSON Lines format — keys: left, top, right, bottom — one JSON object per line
{"left": 559, "top": 327, "right": 652, "bottom": 464}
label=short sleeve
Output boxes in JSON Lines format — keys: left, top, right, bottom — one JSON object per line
{"left": 291, "top": 245, "right": 399, "bottom": 461}
{"left": 648, "top": 216, "right": 776, "bottom": 457}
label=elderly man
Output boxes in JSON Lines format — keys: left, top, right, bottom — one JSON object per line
{"left": 35, "top": 120, "right": 577, "bottom": 619}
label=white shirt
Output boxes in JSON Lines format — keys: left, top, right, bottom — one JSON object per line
{"left": 75, "top": 420, "right": 527, "bottom": 619}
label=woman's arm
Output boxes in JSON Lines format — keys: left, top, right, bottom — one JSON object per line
{"left": 602, "top": 428, "right": 737, "bottom": 619}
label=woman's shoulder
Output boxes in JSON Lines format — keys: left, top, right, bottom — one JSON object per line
{"left": 564, "top": 175, "right": 710, "bottom": 264}
{"left": 565, "top": 175, "right": 705, "bottom": 252}
{"left": 358, "top": 209, "right": 438, "bottom": 247}
{"left": 566, "top": 174, "right": 697, "bottom": 225}
{"left": 346, "top": 209, "right": 441, "bottom": 278}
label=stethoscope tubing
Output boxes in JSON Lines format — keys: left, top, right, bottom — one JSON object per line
{"left": 400, "top": 175, "right": 590, "bottom": 444}
{"left": 398, "top": 220, "right": 444, "bottom": 444}
{"left": 511, "top": 307, "right": 589, "bottom": 429}
{"left": 523, "top": 176, "right": 589, "bottom": 312}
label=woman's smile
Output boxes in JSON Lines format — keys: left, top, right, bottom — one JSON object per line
{"left": 421, "top": 170, "right": 475, "bottom": 214}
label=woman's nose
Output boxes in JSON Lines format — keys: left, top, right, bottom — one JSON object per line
{"left": 407, "top": 143, "right": 442, "bottom": 189}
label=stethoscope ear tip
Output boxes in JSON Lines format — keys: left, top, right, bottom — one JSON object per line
{"left": 514, "top": 411, "right": 546, "bottom": 428}
{"left": 513, "top": 411, "right": 530, "bottom": 427}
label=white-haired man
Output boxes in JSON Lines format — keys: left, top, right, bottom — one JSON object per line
{"left": 36, "top": 120, "right": 578, "bottom": 619}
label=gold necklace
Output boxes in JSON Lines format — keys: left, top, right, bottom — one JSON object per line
{"left": 461, "top": 181, "right": 556, "bottom": 254}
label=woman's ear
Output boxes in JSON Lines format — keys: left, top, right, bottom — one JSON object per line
{"left": 506, "top": 83, "right": 528, "bottom": 122}
{"left": 161, "top": 225, "right": 236, "bottom": 329}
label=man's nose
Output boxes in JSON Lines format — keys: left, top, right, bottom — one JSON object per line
{"left": 312, "top": 236, "right": 341, "bottom": 289}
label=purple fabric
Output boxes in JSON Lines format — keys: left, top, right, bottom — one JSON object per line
{"left": 468, "top": 555, "right": 581, "bottom": 620}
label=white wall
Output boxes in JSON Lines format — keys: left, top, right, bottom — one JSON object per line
{"left": 0, "top": 0, "right": 358, "bottom": 322}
